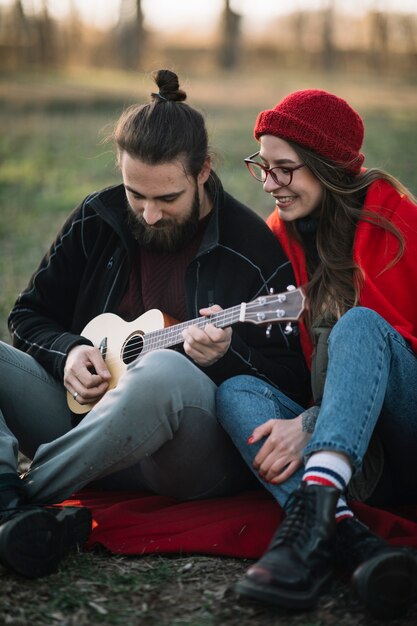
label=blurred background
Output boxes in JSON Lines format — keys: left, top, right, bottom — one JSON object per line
{"left": 1, "top": 0, "right": 417, "bottom": 340}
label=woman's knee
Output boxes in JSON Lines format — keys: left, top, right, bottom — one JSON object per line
{"left": 335, "top": 306, "right": 383, "bottom": 328}
{"left": 329, "top": 307, "right": 387, "bottom": 346}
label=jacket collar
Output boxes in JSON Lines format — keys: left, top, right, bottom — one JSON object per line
{"left": 195, "top": 171, "right": 223, "bottom": 257}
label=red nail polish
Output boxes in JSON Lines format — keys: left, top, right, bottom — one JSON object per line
{"left": 247, "top": 435, "right": 255, "bottom": 444}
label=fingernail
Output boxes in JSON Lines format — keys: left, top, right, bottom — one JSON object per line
{"left": 247, "top": 436, "right": 255, "bottom": 444}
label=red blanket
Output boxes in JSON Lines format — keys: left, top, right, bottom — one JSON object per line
{"left": 62, "top": 490, "right": 417, "bottom": 557}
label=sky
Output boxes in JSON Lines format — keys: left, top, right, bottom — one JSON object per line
{"left": 1, "top": 0, "right": 416, "bottom": 31}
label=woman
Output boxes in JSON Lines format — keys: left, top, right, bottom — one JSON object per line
{"left": 216, "top": 89, "right": 417, "bottom": 619}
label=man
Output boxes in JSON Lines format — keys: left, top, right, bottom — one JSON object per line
{"left": 0, "top": 70, "right": 309, "bottom": 578}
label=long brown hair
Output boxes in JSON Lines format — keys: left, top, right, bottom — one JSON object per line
{"left": 285, "top": 142, "right": 415, "bottom": 327}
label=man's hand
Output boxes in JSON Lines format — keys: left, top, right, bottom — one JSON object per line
{"left": 248, "top": 414, "right": 311, "bottom": 484}
{"left": 182, "top": 305, "right": 232, "bottom": 366}
{"left": 64, "top": 344, "right": 112, "bottom": 406}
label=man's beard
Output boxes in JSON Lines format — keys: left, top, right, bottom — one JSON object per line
{"left": 126, "top": 188, "right": 201, "bottom": 253}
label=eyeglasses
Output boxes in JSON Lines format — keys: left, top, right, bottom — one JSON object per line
{"left": 244, "top": 151, "right": 305, "bottom": 187}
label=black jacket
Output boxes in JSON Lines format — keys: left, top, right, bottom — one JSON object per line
{"left": 9, "top": 175, "right": 309, "bottom": 403}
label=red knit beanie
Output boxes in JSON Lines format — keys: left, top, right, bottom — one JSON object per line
{"left": 254, "top": 89, "right": 365, "bottom": 174}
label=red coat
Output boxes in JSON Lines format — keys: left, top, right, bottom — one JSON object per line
{"left": 267, "top": 179, "right": 417, "bottom": 368}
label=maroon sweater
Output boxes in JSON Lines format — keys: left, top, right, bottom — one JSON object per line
{"left": 118, "top": 216, "right": 210, "bottom": 323}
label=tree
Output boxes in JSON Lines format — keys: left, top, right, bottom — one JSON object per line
{"left": 116, "top": 0, "right": 146, "bottom": 70}
{"left": 368, "top": 10, "right": 389, "bottom": 73}
{"left": 321, "top": 0, "right": 336, "bottom": 71}
{"left": 9, "top": 0, "right": 31, "bottom": 67}
{"left": 218, "top": 0, "right": 241, "bottom": 70}
{"left": 35, "top": 0, "right": 57, "bottom": 66}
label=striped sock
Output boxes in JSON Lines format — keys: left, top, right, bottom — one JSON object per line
{"left": 303, "top": 451, "right": 355, "bottom": 523}
{"left": 335, "top": 496, "right": 354, "bottom": 522}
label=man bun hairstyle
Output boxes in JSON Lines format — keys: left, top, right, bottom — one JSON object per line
{"left": 151, "top": 69, "right": 187, "bottom": 103}
{"left": 114, "top": 69, "right": 208, "bottom": 178}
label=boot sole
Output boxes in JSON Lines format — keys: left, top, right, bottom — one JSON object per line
{"left": 352, "top": 549, "right": 417, "bottom": 619}
{"left": 235, "top": 571, "right": 332, "bottom": 609}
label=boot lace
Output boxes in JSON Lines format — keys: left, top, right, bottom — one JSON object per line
{"left": 269, "top": 488, "right": 314, "bottom": 549}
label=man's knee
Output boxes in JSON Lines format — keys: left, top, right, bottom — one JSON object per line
{"left": 120, "top": 349, "right": 216, "bottom": 417}
{"left": 130, "top": 349, "right": 196, "bottom": 385}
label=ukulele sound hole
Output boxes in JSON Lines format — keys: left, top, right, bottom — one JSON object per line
{"left": 122, "top": 333, "right": 144, "bottom": 365}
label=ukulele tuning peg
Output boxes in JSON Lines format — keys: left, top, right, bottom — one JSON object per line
{"left": 284, "top": 322, "right": 299, "bottom": 336}
{"left": 286, "top": 285, "right": 296, "bottom": 291}
{"left": 266, "top": 323, "right": 272, "bottom": 339}
{"left": 269, "top": 287, "right": 275, "bottom": 294}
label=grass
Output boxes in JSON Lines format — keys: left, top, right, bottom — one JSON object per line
{"left": 0, "top": 549, "right": 391, "bottom": 626}
{"left": 1, "top": 67, "right": 417, "bottom": 624}
{"left": 1, "top": 70, "right": 417, "bottom": 340}
{"left": 3, "top": 547, "right": 415, "bottom": 625}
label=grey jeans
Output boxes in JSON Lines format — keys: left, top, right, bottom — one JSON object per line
{"left": 0, "top": 341, "right": 256, "bottom": 504}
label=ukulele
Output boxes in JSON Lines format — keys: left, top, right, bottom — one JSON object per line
{"left": 67, "top": 287, "right": 305, "bottom": 414}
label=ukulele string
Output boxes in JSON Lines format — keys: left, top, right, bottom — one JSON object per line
{"left": 68, "top": 291, "right": 301, "bottom": 405}
{"left": 93, "top": 307, "right": 242, "bottom": 368}
{"left": 77, "top": 292, "right": 297, "bottom": 370}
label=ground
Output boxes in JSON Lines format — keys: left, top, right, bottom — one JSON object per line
{"left": 1, "top": 547, "right": 416, "bottom": 626}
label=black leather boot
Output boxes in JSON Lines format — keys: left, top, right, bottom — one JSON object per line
{"left": 335, "top": 516, "right": 417, "bottom": 619}
{"left": 235, "top": 482, "right": 340, "bottom": 608}
{"left": 0, "top": 504, "right": 92, "bottom": 578}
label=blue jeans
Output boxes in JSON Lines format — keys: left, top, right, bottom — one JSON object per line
{"left": 216, "top": 307, "right": 417, "bottom": 507}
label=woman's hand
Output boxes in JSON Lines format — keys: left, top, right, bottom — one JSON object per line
{"left": 248, "top": 415, "right": 311, "bottom": 484}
